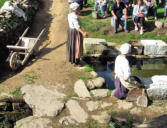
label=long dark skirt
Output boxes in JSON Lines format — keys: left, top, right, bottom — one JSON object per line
{"left": 113, "top": 77, "right": 129, "bottom": 99}
{"left": 66, "top": 28, "right": 83, "bottom": 64}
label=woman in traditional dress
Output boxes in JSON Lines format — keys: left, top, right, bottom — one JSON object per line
{"left": 113, "top": 43, "right": 133, "bottom": 99}
{"left": 67, "top": 2, "right": 87, "bottom": 66}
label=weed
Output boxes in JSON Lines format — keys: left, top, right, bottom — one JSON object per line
{"left": 22, "top": 71, "right": 38, "bottom": 84}
{"left": 84, "top": 65, "right": 94, "bottom": 72}
{"left": 78, "top": 75, "right": 92, "bottom": 82}
{"left": 90, "top": 91, "right": 94, "bottom": 97}
{"left": 111, "top": 111, "right": 118, "bottom": 116}
{"left": 107, "top": 90, "right": 112, "bottom": 96}
{"left": 0, "top": 0, "right": 7, "bottom": 8}
{"left": 109, "top": 122, "right": 116, "bottom": 128}
{"left": 10, "top": 87, "right": 21, "bottom": 96}
{"left": 63, "top": 93, "right": 76, "bottom": 103}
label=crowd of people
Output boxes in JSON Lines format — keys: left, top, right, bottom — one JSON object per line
{"left": 68, "top": 0, "right": 167, "bottom": 35}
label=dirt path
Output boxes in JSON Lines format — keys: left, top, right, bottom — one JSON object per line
{"left": 0, "top": 0, "right": 87, "bottom": 94}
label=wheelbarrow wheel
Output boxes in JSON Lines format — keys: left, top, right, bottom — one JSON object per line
{"left": 9, "top": 52, "right": 21, "bottom": 71}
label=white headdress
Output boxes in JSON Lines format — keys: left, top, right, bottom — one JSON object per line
{"left": 120, "top": 43, "right": 131, "bottom": 54}
{"left": 70, "top": 2, "right": 80, "bottom": 10}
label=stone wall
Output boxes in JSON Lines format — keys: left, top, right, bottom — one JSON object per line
{"left": 0, "top": 0, "right": 41, "bottom": 63}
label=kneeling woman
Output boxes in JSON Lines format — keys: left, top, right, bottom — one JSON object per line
{"left": 113, "top": 43, "right": 133, "bottom": 99}
{"left": 133, "top": 0, "right": 147, "bottom": 35}
{"left": 67, "top": 3, "right": 87, "bottom": 66}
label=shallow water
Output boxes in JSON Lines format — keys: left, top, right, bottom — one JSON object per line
{"left": 84, "top": 57, "right": 167, "bottom": 89}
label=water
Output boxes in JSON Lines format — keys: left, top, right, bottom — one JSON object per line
{"left": 84, "top": 57, "right": 167, "bottom": 90}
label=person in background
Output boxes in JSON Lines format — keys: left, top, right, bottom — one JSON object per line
{"left": 111, "top": 0, "right": 128, "bottom": 33}
{"left": 67, "top": 3, "right": 87, "bottom": 66}
{"left": 144, "top": 0, "right": 158, "bottom": 20}
{"left": 122, "top": 0, "right": 133, "bottom": 8}
{"left": 113, "top": 43, "right": 133, "bottom": 99}
{"left": 164, "top": 0, "right": 167, "bottom": 19}
{"left": 83, "top": 0, "right": 88, "bottom": 6}
{"left": 133, "top": 0, "right": 147, "bottom": 35}
{"left": 94, "top": 0, "right": 108, "bottom": 18}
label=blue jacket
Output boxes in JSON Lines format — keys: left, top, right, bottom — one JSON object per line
{"left": 133, "top": 4, "right": 147, "bottom": 16}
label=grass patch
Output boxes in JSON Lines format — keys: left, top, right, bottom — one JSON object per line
{"left": 0, "top": 0, "right": 7, "bottom": 8}
{"left": 63, "top": 93, "right": 76, "bottom": 103}
{"left": 109, "top": 122, "right": 116, "bottom": 128}
{"left": 107, "top": 90, "right": 112, "bottom": 96}
{"left": 84, "top": 65, "right": 94, "bottom": 72}
{"left": 22, "top": 71, "right": 38, "bottom": 84}
{"left": 10, "top": 87, "right": 21, "bottom": 96}
{"left": 111, "top": 111, "right": 118, "bottom": 116}
{"left": 80, "top": 4, "right": 167, "bottom": 44}
{"left": 78, "top": 75, "right": 92, "bottom": 82}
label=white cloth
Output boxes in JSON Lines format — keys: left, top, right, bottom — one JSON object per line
{"left": 120, "top": 43, "right": 131, "bottom": 54}
{"left": 68, "top": 12, "right": 81, "bottom": 30}
{"left": 70, "top": 2, "right": 80, "bottom": 10}
{"left": 1, "top": 1, "right": 27, "bottom": 21}
{"left": 114, "top": 55, "right": 131, "bottom": 80}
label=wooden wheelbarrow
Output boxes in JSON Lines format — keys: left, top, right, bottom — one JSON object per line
{"left": 6, "top": 27, "right": 45, "bottom": 71}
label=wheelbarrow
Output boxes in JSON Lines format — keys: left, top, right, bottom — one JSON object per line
{"left": 6, "top": 27, "right": 45, "bottom": 71}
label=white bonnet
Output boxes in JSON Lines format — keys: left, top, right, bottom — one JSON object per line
{"left": 120, "top": 43, "right": 131, "bottom": 54}
{"left": 70, "top": 2, "right": 80, "bottom": 10}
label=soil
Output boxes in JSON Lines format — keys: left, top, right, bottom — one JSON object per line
{"left": 0, "top": 0, "right": 87, "bottom": 95}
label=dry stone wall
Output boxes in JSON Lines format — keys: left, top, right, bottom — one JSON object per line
{"left": 0, "top": 0, "right": 41, "bottom": 63}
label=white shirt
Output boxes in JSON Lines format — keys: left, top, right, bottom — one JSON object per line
{"left": 114, "top": 55, "right": 131, "bottom": 80}
{"left": 68, "top": 12, "right": 81, "bottom": 30}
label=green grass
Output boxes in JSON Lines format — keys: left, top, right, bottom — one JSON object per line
{"left": 63, "top": 93, "right": 76, "bottom": 103}
{"left": 78, "top": 75, "right": 92, "bottom": 82}
{"left": 80, "top": 4, "right": 167, "bottom": 44}
{"left": 107, "top": 90, "right": 112, "bottom": 96}
{"left": 10, "top": 87, "right": 21, "bottom": 96}
{"left": 22, "top": 71, "right": 38, "bottom": 84}
{"left": 0, "top": 0, "right": 7, "bottom": 8}
{"left": 84, "top": 65, "right": 94, "bottom": 72}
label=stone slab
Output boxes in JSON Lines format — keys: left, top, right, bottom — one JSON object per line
{"left": 21, "top": 85, "right": 66, "bottom": 117}
{"left": 74, "top": 80, "right": 91, "bottom": 98}
{"left": 140, "top": 40, "right": 167, "bottom": 56}
{"left": 66, "top": 100, "right": 88, "bottom": 123}
{"left": 83, "top": 38, "right": 108, "bottom": 55}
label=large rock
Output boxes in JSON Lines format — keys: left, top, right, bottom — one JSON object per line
{"left": 83, "top": 38, "right": 108, "bottom": 55}
{"left": 74, "top": 80, "right": 91, "bottom": 98}
{"left": 90, "top": 89, "right": 109, "bottom": 98}
{"left": 117, "top": 100, "right": 133, "bottom": 110}
{"left": 87, "top": 77, "right": 105, "bottom": 89}
{"left": 144, "top": 75, "right": 167, "bottom": 100}
{"left": 155, "top": 20, "right": 164, "bottom": 29}
{"left": 139, "top": 40, "right": 167, "bottom": 56}
{"left": 90, "top": 71, "right": 98, "bottom": 78}
{"left": 21, "top": 85, "right": 66, "bottom": 117}
{"left": 66, "top": 100, "right": 88, "bottom": 123}
{"left": 92, "top": 111, "right": 111, "bottom": 124}
{"left": 14, "top": 116, "right": 53, "bottom": 128}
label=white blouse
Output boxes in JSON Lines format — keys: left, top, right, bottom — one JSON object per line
{"left": 68, "top": 12, "right": 81, "bottom": 30}
{"left": 114, "top": 55, "right": 131, "bottom": 80}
